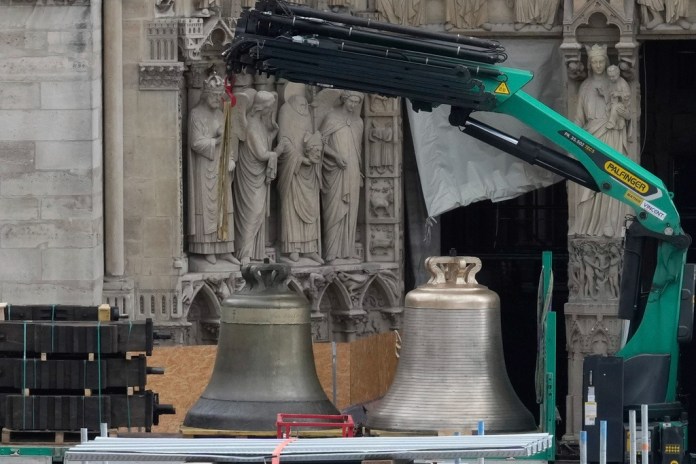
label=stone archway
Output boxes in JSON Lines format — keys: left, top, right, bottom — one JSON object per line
{"left": 186, "top": 283, "right": 221, "bottom": 345}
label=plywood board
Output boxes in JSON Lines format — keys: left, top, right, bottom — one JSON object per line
{"left": 145, "top": 333, "right": 399, "bottom": 433}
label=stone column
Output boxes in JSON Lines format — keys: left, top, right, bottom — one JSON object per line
{"left": 103, "top": 0, "right": 125, "bottom": 277}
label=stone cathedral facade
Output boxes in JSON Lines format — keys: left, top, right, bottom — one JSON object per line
{"left": 2, "top": 0, "right": 696, "bottom": 444}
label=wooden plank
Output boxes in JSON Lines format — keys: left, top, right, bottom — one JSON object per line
{"left": 1, "top": 427, "right": 102, "bottom": 444}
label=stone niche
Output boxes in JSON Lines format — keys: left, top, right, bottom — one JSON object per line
{"left": 123, "top": 0, "right": 404, "bottom": 345}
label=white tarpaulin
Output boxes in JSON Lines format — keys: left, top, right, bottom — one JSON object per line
{"left": 407, "top": 39, "right": 566, "bottom": 218}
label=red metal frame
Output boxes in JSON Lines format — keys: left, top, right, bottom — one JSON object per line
{"left": 275, "top": 413, "right": 355, "bottom": 438}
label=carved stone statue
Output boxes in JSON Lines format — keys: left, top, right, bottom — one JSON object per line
{"left": 638, "top": 0, "right": 690, "bottom": 29}
{"left": 277, "top": 92, "right": 324, "bottom": 265}
{"left": 376, "top": 0, "right": 426, "bottom": 25}
{"left": 665, "top": 0, "right": 690, "bottom": 28}
{"left": 375, "top": 0, "right": 404, "bottom": 24}
{"left": 187, "top": 72, "right": 239, "bottom": 266}
{"left": 569, "top": 44, "right": 632, "bottom": 238}
{"left": 368, "top": 120, "right": 394, "bottom": 174}
{"left": 637, "top": 0, "right": 665, "bottom": 29}
{"left": 232, "top": 90, "right": 286, "bottom": 265}
{"left": 317, "top": 90, "right": 365, "bottom": 264}
{"left": 445, "top": 0, "right": 491, "bottom": 30}
{"left": 506, "top": 0, "right": 559, "bottom": 30}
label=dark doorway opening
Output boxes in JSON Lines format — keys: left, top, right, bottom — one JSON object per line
{"left": 439, "top": 181, "right": 569, "bottom": 440}
{"left": 640, "top": 40, "right": 696, "bottom": 449}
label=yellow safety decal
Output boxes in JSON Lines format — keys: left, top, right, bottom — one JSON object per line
{"left": 494, "top": 82, "right": 510, "bottom": 95}
{"left": 624, "top": 190, "right": 643, "bottom": 206}
{"left": 604, "top": 161, "right": 649, "bottom": 194}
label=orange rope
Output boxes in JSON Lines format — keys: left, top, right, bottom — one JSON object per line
{"left": 271, "top": 437, "right": 297, "bottom": 464}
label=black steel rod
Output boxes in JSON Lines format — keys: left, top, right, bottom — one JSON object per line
{"left": 270, "top": 1, "right": 503, "bottom": 51}
{"left": 255, "top": 39, "right": 485, "bottom": 91}
{"left": 331, "top": 41, "right": 504, "bottom": 79}
{"left": 251, "top": 43, "right": 496, "bottom": 107}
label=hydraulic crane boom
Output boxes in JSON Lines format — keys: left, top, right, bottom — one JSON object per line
{"left": 225, "top": 0, "right": 691, "bottom": 408}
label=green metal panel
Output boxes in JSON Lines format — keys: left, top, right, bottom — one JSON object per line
{"left": 486, "top": 88, "right": 687, "bottom": 404}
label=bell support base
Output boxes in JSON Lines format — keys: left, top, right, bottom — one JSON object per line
{"left": 180, "top": 425, "right": 345, "bottom": 438}
{"left": 183, "top": 397, "right": 339, "bottom": 431}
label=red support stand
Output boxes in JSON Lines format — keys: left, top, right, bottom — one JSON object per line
{"left": 275, "top": 413, "right": 355, "bottom": 438}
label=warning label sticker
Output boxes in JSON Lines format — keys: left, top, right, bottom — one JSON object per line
{"left": 584, "top": 401, "right": 597, "bottom": 426}
{"left": 494, "top": 82, "right": 510, "bottom": 95}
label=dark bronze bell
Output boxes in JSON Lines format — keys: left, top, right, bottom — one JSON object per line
{"left": 184, "top": 263, "right": 338, "bottom": 431}
{"left": 367, "top": 256, "right": 536, "bottom": 434}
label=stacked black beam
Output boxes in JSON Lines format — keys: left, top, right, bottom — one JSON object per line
{"left": 0, "top": 304, "right": 174, "bottom": 433}
{"left": 224, "top": 0, "right": 507, "bottom": 111}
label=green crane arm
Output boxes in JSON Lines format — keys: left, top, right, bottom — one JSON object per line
{"left": 225, "top": 0, "right": 691, "bottom": 403}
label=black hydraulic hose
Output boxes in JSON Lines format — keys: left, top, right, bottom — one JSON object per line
{"left": 245, "top": 12, "right": 504, "bottom": 64}
{"left": 274, "top": 2, "right": 503, "bottom": 51}
{"left": 460, "top": 117, "right": 599, "bottom": 191}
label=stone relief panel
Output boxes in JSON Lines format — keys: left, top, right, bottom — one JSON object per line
{"left": 568, "top": 238, "right": 622, "bottom": 301}
{"left": 367, "top": 224, "right": 397, "bottom": 262}
{"left": 368, "top": 119, "right": 396, "bottom": 176}
{"left": 369, "top": 178, "right": 395, "bottom": 219}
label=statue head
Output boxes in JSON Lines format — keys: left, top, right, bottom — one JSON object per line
{"left": 340, "top": 90, "right": 364, "bottom": 113}
{"left": 586, "top": 44, "right": 608, "bottom": 76}
{"left": 251, "top": 91, "right": 276, "bottom": 114}
{"left": 288, "top": 94, "right": 310, "bottom": 116}
{"left": 201, "top": 71, "right": 225, "bottom": 109}
{"left": 607, "top": 64, "right": 620, "bottom": 82}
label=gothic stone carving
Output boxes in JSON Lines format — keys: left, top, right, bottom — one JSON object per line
{"left": 369, "top": 178, "right": 395, "bottom": 219}
{"left": 139, "top": 63, "right": 185, "bottom": 90}
{"left": 568, "top": 238, "right": 622, "bottom": 301}
{"left": 367, "top": 224, "right": 397, "bottom": 262}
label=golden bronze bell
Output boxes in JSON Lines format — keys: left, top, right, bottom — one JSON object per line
{"left": 184, "top": 263, "right": 338, "bottom": 431}
{"left": 367, "top": 256, "right": 536, "bottom": 434}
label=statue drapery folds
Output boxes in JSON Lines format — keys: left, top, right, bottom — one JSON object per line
{"left": 277, "top": 93, "right": 324, "bottom": 264}
{"left": 318, "top": 90, "right": 365, "bottom": 264}
{"left": 232, "top": 89, "right": 286, "bottom": 264}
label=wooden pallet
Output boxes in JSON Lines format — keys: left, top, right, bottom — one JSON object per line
{"left": 0, "top": 427, "right": 110, "bottom": 445}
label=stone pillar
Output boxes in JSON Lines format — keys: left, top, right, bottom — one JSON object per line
{"left": 560, "top": 3, "right": 640, "bottom": 443}
{"left": 104, "top": 0, "right": 125, "bottom": 277}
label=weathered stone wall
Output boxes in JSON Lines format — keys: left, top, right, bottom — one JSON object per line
{"left": 0, "top": 0, "right": 103, "bottom": 304}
